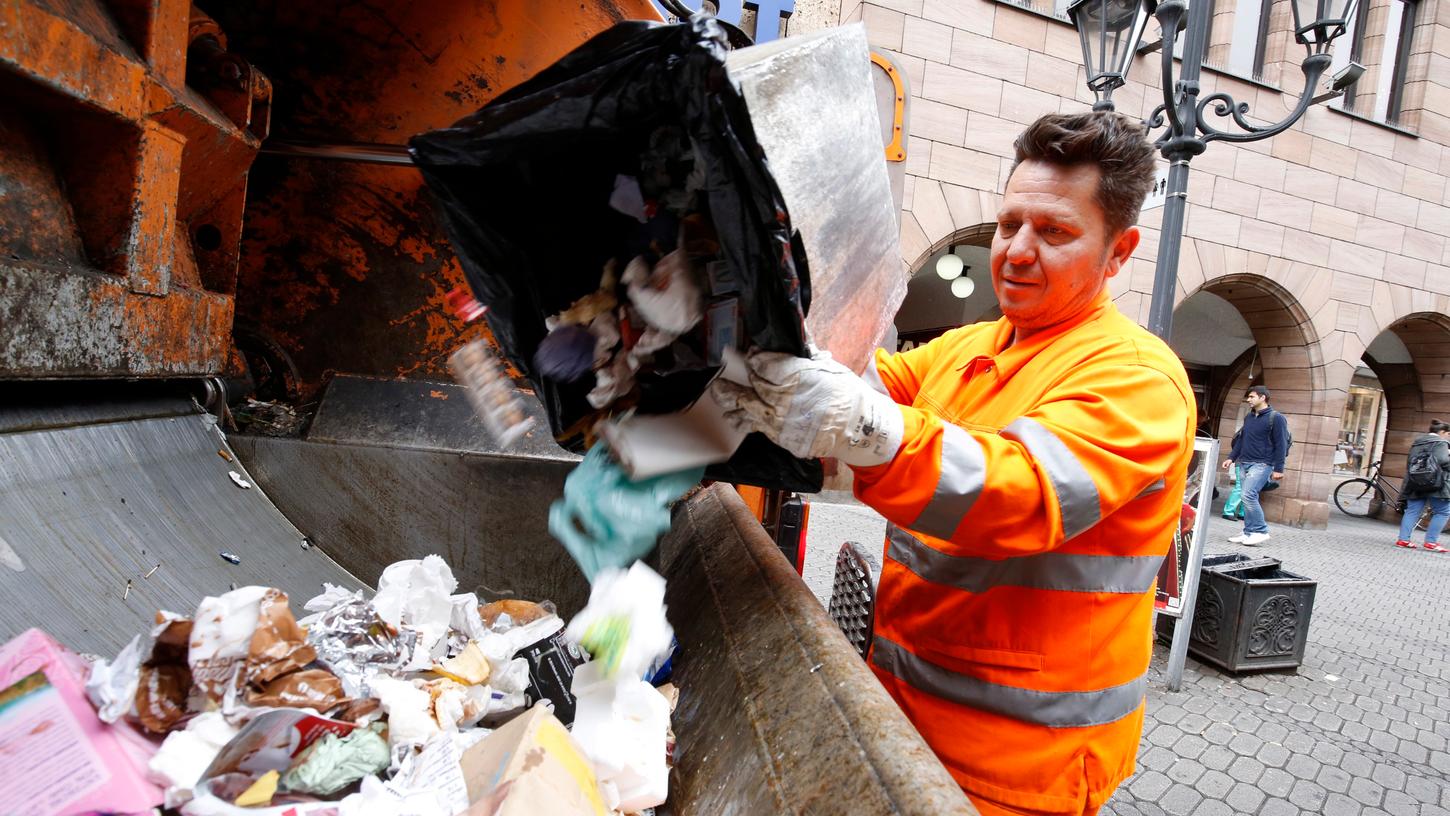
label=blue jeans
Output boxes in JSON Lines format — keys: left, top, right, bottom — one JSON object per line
{"left": 1239, "top": 462, "right": 1274, "bottom": 535}
{"left": 1398, "top": 495, "right": 1450, "bottom": 543}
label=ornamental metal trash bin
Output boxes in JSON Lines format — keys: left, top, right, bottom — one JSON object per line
{"left": 1185, "top": 553, "right": 1318, "bottom": 673}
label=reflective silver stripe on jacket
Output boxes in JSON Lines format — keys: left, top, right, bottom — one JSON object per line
{"left": 911, "top": 422, "right": 988, "bottom": 539}
{"left": 887, "top": 525, "right": 1163, "bottom": 594}
{"left": 1136, "top": 478, "right": 1166, "bottom": 499}
{"left": 871, "top": 636, "right": 1147, "bottom": 728}
{"left": 1003, "top": 417, "right": 1101, "bottom": 540}
{"left": 863, "top": 353, "right": 890, "bottom": 397}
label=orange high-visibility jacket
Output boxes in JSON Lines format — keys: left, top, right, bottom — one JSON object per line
{"left": 853, "top": 291, "right": 1195, "bottom": 815}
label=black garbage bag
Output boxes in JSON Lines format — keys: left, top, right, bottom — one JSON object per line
{"left": 411, "top": 15, "right": 821, "bottom": 492}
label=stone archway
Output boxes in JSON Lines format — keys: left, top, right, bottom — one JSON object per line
{"left": 1359, "top": 313, "right": 1450, "bottom": 503}
{"left": 894, "top": 223, "right": 999, "bottom": 347}
{"left": 1183, "top": 274, "right": 1337, "bottom": 528}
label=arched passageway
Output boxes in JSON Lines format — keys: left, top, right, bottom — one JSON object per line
{"left": 1175, "top": 275, "right": 1337, "bottom": 528}
{"left": 1355, "top": 314, "right": 1450, "bottom": 519}
{"left": 894, "top": 224, "right": 997, "bottom": 351}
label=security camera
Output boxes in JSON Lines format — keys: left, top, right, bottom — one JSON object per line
{"left": 1330, "top": 62, "right": 1365, "bottom": 91}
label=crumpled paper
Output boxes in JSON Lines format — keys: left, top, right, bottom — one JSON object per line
{"left": 372, "top": 556, "right": 487, "bottom": 669}
{"left": 571, "top": 662, "right": 672, "bottom": 813}
{"left": 87, "top": 611, "right": 195, "bottom": 733}
{"left": 147, "top": 712, "right": 241, "bottom": 808}
{"left": 565, "top": 562, "right": 674, "bottom": 680}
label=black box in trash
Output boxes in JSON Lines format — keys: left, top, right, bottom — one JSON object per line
{"left": 1181, "top": 553, "right": 1318, "bottom": 673}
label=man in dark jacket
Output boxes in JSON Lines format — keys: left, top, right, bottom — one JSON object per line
{"left": 1221, "top": 385, "right": 1289, "bottom": 546}
{"left": 1396, "top": 419, "right": 1450, "bottom": 551}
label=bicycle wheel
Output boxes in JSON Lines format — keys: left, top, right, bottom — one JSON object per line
{"left": 1334, "top": 478, "right": 1377, "bottom": 517}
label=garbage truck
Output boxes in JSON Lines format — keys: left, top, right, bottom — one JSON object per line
{"left": 0, "top": 0, "right": 975, "bottom": 811}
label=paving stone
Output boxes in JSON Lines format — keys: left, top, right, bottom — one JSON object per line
{"left": 1258, "top": 742, "right": 1292, "bottom": 768}
{"left": 1323, "top": 791, "right": 1365, "bottom": 816}
{"left": 1259, "top": 767, "right": 1297, "bottom": 797}
{"left": 1289, "top": 779, "right": 1329, "bottom": 811}
{"left": 1225, "top": 784, "right": 1266, "bottom": 813}
{"left": 1318, "top": 765, "right": 1354, "bottom": 793}
{"left": 1370, "top": 762, "right": 1406, "bottom": 790}
{"left": 1408, "top": 775, "right": 1445, "bottom": 803}
{"left": 1312, "top": 741, "right": 1348, "bottom": 766}
{"left": 1286, "top": 753, "right": 1323, "bottom": 781}
{"left": 1340, "top": 751, "right": 1375, "bottom": 778}
{"left": 1384, "top": 789, "right": 1420, "bottom": 813}
{"left": 1226, "top": 755, "right": 1265, "bottom": 785}
{"left": 1401, "top": 741, "right": 1430, "bottom": 763}
{"left": 1166, "top": 758, "right": 1206, "bottom": 786}
{"left": 1260, "top": 797, "right": 1301, "bottom": 816}
{"left": 1129, "top": 770, "right": 1173, "bottom": 801}
{"left": 1173, "top": 734, "right": 1209, "bottom": 760}
{"left": 1160, "top": 783, "right": 1203, "bottom": 816}
{"left": 1348, "top": 776, "right": 1386, "bottom": 807}
{"left": 1188, "top": 800, "right": 1232, "bottom": 816}
{"left": 1198, "top": 744, "right": 1235, "bottom": 771}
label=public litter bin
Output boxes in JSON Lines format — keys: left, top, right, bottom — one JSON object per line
{"left": 1183, "top": 553, "right": 1317, "bottom": 672}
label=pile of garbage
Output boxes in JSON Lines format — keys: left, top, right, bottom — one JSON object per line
{"left": 2, "top": 555, "right": 677, "bottom": 816}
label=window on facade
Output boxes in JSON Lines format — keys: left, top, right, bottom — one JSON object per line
{"left": 1383, "top": 0, "right": 1418, "bottom": 125}
{"left": 1330, "top": 0, "right": 1418, "bottom": 126}
{"left": 1330, "top": 0, "right": 1370, "bottom": 111}
{"left": 1203, "top": 0, "right": 1273, "bottom": 79}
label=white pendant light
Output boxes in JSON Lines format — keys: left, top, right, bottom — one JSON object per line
{"left": 951, "top": 274, "right": 975, "bottom": 299}
{"left": 935, "top": 251, "right": 964, "bottom": 280}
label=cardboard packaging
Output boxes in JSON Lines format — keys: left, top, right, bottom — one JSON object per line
{"left": 0, "top": 628, "right": 164, "bottom": 816}
{"left": 459, "top": 706, "right": 606, "bottom": 816}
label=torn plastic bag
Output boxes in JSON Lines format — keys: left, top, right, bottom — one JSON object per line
{"left": 410, "top": 16, "right": 821, "bottom": 493}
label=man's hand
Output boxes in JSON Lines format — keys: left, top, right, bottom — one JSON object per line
{"left": 1272, "top": 471, "right": 1284, "bottom": 481}
{"left": 1221, "top": 459, "right": 1233, "bottom": 470}
{"left": 709, "top": 350, "right": 904, "bottom": 467}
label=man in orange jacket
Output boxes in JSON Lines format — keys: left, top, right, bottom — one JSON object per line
{"left": 713, "top": 111, "right": 1195, "bottom": 815}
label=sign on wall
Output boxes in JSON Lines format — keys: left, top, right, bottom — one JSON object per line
{"left": 1141, "top": 167, "right": 1170, "bottom": 212}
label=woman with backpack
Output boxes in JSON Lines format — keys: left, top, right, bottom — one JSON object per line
{"left": 1395, "top": 419, "right": 1450, "bottom": 551}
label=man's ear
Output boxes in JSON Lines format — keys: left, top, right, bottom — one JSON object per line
{"left": 1104, "top": 225, "right": 1141, "bottom": 279}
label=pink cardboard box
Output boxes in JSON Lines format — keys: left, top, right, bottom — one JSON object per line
{"left": 0, "top": 628, "right": 164, "bottom": 816}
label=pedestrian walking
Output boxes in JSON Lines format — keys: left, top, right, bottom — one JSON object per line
{"left": 1221, "top": 385, "right": 1289, "bottom": 546}
{"left": 1395, "top": 419, "right": 1450, "bottom": 551}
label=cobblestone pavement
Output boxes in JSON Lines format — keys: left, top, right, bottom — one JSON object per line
{"left": 801, "top": 500, "right": 1450, "bottom": 815}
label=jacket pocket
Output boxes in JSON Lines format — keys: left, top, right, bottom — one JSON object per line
{"left": 915, "top": 638, "right": 1044, "bottom": 672}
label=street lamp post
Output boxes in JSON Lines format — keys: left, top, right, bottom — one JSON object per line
{"left": 1067, "top": 0, "right": 1362, "bottom": 341}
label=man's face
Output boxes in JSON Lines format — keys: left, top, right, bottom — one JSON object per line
{"left": 991, "top": 160, "right": 1138, "bottom": 337}
{"left": 1245, "top": 391, "right": 1266, "bottom": 411}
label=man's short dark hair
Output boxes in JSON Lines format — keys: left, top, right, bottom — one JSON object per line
{"left": 1429, "top": 419, "right": 1450, "bottom": 433}
{"left": 1247, "top": 385, "right": 1271, "bottom": 401}
{"left": 1010, "top": 112, "right": 1157, "bottom": 237}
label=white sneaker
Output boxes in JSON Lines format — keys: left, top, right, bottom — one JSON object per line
{"left": 1228, "top": 533, "right": 1248, "bottom": 543}
{"left": 1241, "top": 532, "right": 1271, "bottom": 546}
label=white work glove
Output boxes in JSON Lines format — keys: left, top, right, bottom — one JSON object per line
{"left": 709, "top": 350, "right": 904, "bottom": 467}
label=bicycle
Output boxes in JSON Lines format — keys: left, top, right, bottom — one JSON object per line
{"left": 1333, "top": 460, "right": 1430, "bottom": 529}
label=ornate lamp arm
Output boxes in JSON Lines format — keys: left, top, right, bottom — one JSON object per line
{"left": 1197, "top": 54, "right": 1333, "bottom": 143}
{"left": 1153, "top": 0, "right": 1190, "bottom": 139}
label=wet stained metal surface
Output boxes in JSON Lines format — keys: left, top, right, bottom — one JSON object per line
{"left": 211, "top": 0, "right": 662, "bottom": 401}
{"left": 657, "top": 485, "right": 977, "bottom": 815}
{"left": 0, "top": 0, "right": 267, "bottom": 378}
{"left": 0, "top": 397, "right": 362, "bottom": 656}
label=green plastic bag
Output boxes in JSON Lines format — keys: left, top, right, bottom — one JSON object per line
{"left": 549, "top": 445, "right": 703, "bottom": 581}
